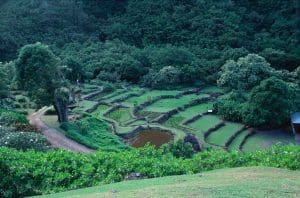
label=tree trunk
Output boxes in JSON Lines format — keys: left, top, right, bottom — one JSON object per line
{"left": 296, "top": 0, "right": 300, "bottom": 44}
{"left": 53, "top": 102, "right": 62, "bottom": 123}
{"left": 53, "top": 98, "right": 68, "bottom": 123}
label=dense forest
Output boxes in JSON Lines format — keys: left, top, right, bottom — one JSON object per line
{"left": 0, "top": 1, "right": 300, "bottom": 197}
{"left": 1, "top": 0, "right": 300, "bottom": 126}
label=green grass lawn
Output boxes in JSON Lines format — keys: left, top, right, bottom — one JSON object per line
{"left": 178, "top": 102, "right": 213, "bottom": 119}
{"left": 91, "top": 105, "right": 111, "bottom": 119}
{"left": 122, "top": 90, "right": 180, "bottom": 107}
{"left": 115, "top": 125, "right": 136, "bottom": 134}
{"left": 242, "top": 130, "right": 296, "bottom": 152}
{"left": 101, "top": 89, "right": 126, "bottom": 100}
{"left": 104, "top": 88, "right": 142, "bottom": 103}
{"left": 228, "top": 129, "right": 251, "bottom": 150}
{"left": 206, "top": 122, "right": 244, "bottom": 146}
{"left": 107, "top": 108, "right": 133, "bottom": 124}
{"left": 164, "top": 116, "right": 193, "bottom": 132}
{"left": 37, "top": 167, "right": 300, "bottom": 198}
{"left": 72, "top": 100, "right": 98, "bottom": 113}
{"left": 188, "top": 115, "right": 222, "bottom": 140}
{"left": 145, "top": 94, "right": 207, "bottom": 113}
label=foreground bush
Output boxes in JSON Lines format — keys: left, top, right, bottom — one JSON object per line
{"left": 0, "top": 108, "right": 28, "bottom": 126}
{"left": 0, "top": 144, "right": 299, "bottom": 197}
{"left": 0, "top": 132, "right": 50, "bottom": 152}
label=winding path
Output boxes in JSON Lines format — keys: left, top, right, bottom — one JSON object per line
{"left": 28, "top": 107, "right": 95, "bottom": 153}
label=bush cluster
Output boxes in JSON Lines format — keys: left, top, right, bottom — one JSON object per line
{"left": 0, "top": 144, "right": 299, "bottom": 197}
{"left": 0, "top": 132, "right": 49, "bottom": 152}
{"left": 60, "top": 117, "right": 127, "bottom": 151}
{"left": 0, "top": 108, "right": 28, "bottom": 126}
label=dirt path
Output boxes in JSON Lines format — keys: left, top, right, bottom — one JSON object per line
{"left": 28, "top": 107, "right": 95, "bottom": 153}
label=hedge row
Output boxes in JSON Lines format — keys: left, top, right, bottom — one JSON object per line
{"left": 0, "top": 144, "right": 299, "bottom": 197}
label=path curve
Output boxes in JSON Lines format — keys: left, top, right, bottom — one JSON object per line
{"left": 28, "top": 107, "right": 95, "bottom": 153}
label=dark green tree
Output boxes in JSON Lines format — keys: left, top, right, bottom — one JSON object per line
{"left": 243, "top": 77, "right": 295, "bottom": 127}
{"left": 218, "top": 54, "right": 273, "bottom": 91}
{"left": 15, "top": 42, "right": 69, "bottom": 123}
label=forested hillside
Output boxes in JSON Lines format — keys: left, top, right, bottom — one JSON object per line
{"left": 1, "top": 0, "right": 299, "bottom": 76}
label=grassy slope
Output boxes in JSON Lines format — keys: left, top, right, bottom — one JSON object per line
{"left": 38, "top": 167, "right": 300, "bottom": 198}
{"left": 243, "top": 130, "right": 296, "bottom": 152}
{"left": 206, "top": 122, "right": 244, "bottom": 146}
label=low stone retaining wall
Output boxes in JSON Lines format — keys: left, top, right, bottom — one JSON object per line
{"left": 182, "top": 114, "right": 203, "bottom": 125}
{"left": 239, "top": 129, "right": 256, "bottom": 151}
{"left": 152, "top": 108, "right": 180, "bottom": 124}
{"left": 124, "top": 118, "right": 147, "bottom": 126}
{"left": 203, "top": 121, "right": 225, "bottom": 140}
{"left": 102, "top": 89, "right": 127, "bottom": 101}
{"left": 103, "top": 104, "right": 124, "bottom": 117}
{"left": 133, "top": 94, "right": 175, "bottom": 117}
{"left": 112, "top": 90, "right": 146, "bottom": 104}
{"left": 83, "top": 90, "right": 103, "bottom": 100}
{"left": 224, "top": 126, "right": 248, "bottom": 149}
{"left": 86, "top": 102, "right": 102, "bottom": 113}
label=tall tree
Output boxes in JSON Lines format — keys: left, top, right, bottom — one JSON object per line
{"left": 15, "top": 42, "right": 69, "bottom": 122}
{"left": 243, "top": 77, "right": 295, "bottom": 127}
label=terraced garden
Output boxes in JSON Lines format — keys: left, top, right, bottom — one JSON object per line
{"left": 70, "top": 85, "right": 296, "bottom": 152}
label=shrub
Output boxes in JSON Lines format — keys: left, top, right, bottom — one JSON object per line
{"left": 0, "top": 144, "right": 299, "bottom": 197}
{"left": 0, "top": 132, "right": 50, "bottom": 151}
{"left": 162, "top": 140, "right": 194, "bottom": 158}
{"left": 60, "top": 117, "right": 127, "bottom": 151}
{"left": 142, "top": 66, "right": 181, "bottom": 89}
{"left": 217, "top": 54, "right": 273, "bottom": 91}
{"left": 214, "top": 91, "right": 247, "bottom": 122}
{"left": 0, "top": 109, "right": 28, "bottom": 126}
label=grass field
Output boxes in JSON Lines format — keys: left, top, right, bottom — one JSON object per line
{"left": 107, "top": 108, "right": 133, "bottom": 124}
{"left": 145, "top": 94, "right": 207, "bottom": 113}
{"left": 206, "top": 122, "right": 244, "bottom": 146}
{"left": 188, "top": 115, "right": 222, "bottom": 139}
{"left": 91, "top": 105, "right": 110, "bottom": 119}
{"left": 72, "top": 100, "right": 98, "bottom": 113}
{"left": 38, "top": 167, "right": 300, "bottom": 198}
{"left": 104, "top": 88, "right": 142, "bottom": 103}
{"left": 242, "top": 130, "right": 296, "bottom": 152}
{"left": 228, "top": 129, "right": 251, "bottom": 150}
{"left": 122, "top": 90, "right": 180, "bottom": 107}
{"left": 177, "top": 102, "right": 213, "bottom": 119}
{"left": 164, "top": 116, "right": 192, "bottom": 132}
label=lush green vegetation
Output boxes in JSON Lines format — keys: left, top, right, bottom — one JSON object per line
{"left": 37, "top": 167, "right": 300, "bottom": 198}
{"left": 145, "top": 94, "right": 203, "bottom": 112}
{"left": 228, "top": 129, "right": 251, "bottom": 150}
{"left": 0, "top": 1, "right": 299, "bottom": 197}
{"left": 242, "top": 130, "right": 296, "bottom": 152}
{"left": 123, "top": 90, "right": 180, "bottom": 107}
{"left": 60, "top": 117, "right": 127, "bottom": 151}
{"left": 190, "top": 115, "right": 221, "bottom": 134}
{"left": 0, "top": 145, "right": 299, "bottom": 197}
{"left": 107, "top": 108, "right": 133, "bottom": 124}
{"left": 206, "top": 122, "right": 243, "bottom": 146}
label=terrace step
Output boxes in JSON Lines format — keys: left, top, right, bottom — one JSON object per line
{"left": 206, "top": 123, "right": 244, "bottom": 147}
